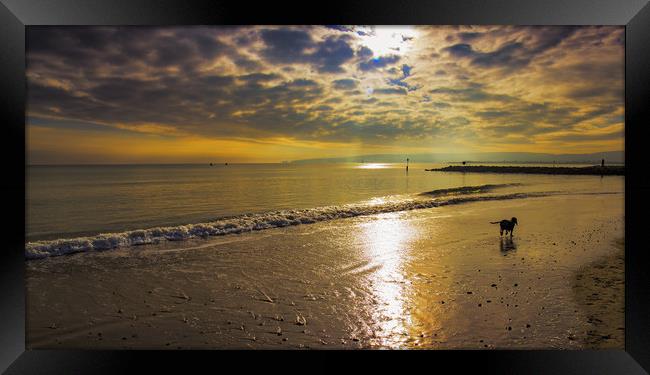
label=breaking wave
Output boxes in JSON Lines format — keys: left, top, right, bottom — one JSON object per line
{"left": 25, "top": 184, "right": 546, "bottom": 259}
{"left": 420, "top": 183, "right": 522, "bottom": 197}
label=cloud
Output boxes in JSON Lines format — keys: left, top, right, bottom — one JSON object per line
{"left": 443, "top": 26, "right": 579, "bottom": 71}
{"left": 260, "top": 29, "right": 355, "bottom": 73}
{"left": 25, "top": 25, "right": 625, "bottom": 160}
{"left": 373, "top": 87, "right": 407, "bottom": 95}
{"left": 387, "top": 63, "right": 418, "bottom": 92}
{"left": 309, "top": 35, "right": 356, "bottom": 73}
{"left": 432, "top": 102, "right": 451, "bottom": 109}
{"left": 458, "top": 32, "right": 482, "bottom": 42}
{"left": 429, "top": 85, "right": 514, "bottom": 103}
{"left": 326, "top": 25, "right": 356, "bottom": 33}
{"left": 238, "top": 73, "right": 282, "bottom": 83}
{"left": 475, "top": 110, "right": 510, "bottom": 119}
{"left": 358, "top": 55, "right": 401, "bottom": 71}
{"left": 332, "top": 79, "right": 359, "bottom": 90}
{"left": 357, "top": 46, "right": 373, "bottom": 59}
{"left": 259, "top": 28, "right": 315, "bottom": 63}
{"left": 444, "top": 42, "right": 531, "bottom": 70}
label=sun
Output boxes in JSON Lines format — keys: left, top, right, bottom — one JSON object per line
{"left": 357, "top": 26, "right": 418, "bottom": 56}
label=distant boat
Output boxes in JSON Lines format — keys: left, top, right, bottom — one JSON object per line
{"left": 209, "top": 163, "right": 213, "bottom": 166}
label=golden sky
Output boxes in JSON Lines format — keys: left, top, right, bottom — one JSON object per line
{"left": 27, "top": 26, "right": 624, "bottom": 164}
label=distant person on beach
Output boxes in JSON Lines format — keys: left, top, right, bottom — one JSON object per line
{"left": 601, "top": 159, "right": 605, "bottom": 167}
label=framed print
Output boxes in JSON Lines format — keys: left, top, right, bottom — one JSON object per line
{"left": 1, "top": 0, "right": 649, "bottom": 373}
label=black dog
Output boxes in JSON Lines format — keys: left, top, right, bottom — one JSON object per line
{"left": 491, "top": 217, "right": 518, "bottom": 236}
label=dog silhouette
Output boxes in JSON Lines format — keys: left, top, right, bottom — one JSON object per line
{"left": 491, "top": 217, "right": 518, "bottom": 236}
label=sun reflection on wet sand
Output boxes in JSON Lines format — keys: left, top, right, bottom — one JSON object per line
{"left": 359, "top": 212, "right": 417, "bottom": 348}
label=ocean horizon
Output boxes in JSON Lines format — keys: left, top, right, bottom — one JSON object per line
{"left": 27, "top": 162, "right": 623, "bottom": 259}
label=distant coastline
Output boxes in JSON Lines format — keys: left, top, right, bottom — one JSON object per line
{"left": 290, "top": 151, "right": 624, "bottom": 165}
{"left": 426, "top": 165, "right": 625, "bottom": 176}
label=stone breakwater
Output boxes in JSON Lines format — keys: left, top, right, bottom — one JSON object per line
{"left": 425, "top": 165, "right": 624, "bottom": 176}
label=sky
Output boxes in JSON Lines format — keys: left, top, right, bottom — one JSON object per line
{"left": 26, "top": 25, "right": 624, "bottom": 164}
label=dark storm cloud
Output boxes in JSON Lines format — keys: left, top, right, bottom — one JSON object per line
{"left": 260, "top": 29, "right": 355, "bottom": 73}
{"left": 447, "top": 42, "right": 532, "bottom": 69}
{"left": 545, "top": 129, "right": 624, "bottom": 142}
{"left": 387, "top": 64, "right": 418, "bottom": 92}
{"left": 323, "top": 97, "right": 344, "bottom": 104}
{"left": 432, "top": 102, "right": 451, "bottom": 109}
{"left": 373, "top": 87, "right": 407, "bottom": 95}
{"left": 475, "top": 110, "right": 510, "bottom": 119}
{"left": 388, "top": 78, "right": 418, "bottom": 91}
{"left": 26, "top": 26, "right": 249, "bottom": 81}
{"left": 28, "top": 64, "right": 328, "bottom": 140}
{"left": 357, "top": 46, "right": 373, "bottom": 59}
{"left": 481, "top": 123, "right": 538, "bottom": 136}
{"left": 26, "top": 26, "right": 624, "bottom": 150}
{"left": 458, "top": 32, "right": 482, "bottom": 42}
{"left": 238, "top": 73, "right": 282, "bottom": 83}
{"left": 326, "top": 25, "right": 356, "bottom": 33}
{"left": 402, "top": 65, "right": 412, "bottom": 77}
{"left": 444, "top": 26, "right": 579, "bottom": 71}
{"left": 259, "top": 29, "right": 314, "bottom": 62}
{"left": 26, "top": 27, "right": 344, "bottom": 140}
{"left": 359, "top": 97, "right": 379, "bottom": 104}
{"left": 287, "top": 79, "right": 319, "bottom": 87}
{"left": 429, "top": 85, "right": 515, "bottom": 103}
{"left": 310, "top": 35, "right": 356, "bottom": 73}
{"left": 332, "top": 79, "right": 359, "bottom": 90}
{"left": 566, "top": 86, "right": 623, "bottom": 101}
{"left": 358, "top": 55, "right": 401, "bottom": 71}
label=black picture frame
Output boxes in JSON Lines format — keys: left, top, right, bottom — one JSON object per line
{"left": 1, "top": 0, "right": 649, "bottom": 373}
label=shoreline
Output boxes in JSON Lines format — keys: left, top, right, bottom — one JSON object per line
{"left": 24, "top": 183, "right": 551, "bottom": 260}
{"left": 26, "top": 191, "right": 624, "bottom": 350}
{"left": 425, "top": 165, "right": 624, "bottom": 176}
{"left": 572, "top": 238, "right": 625, "bottom": 348}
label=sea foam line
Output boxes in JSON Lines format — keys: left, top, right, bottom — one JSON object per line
{"left": 25, "top": 184, "right": 533, "bottom": 259}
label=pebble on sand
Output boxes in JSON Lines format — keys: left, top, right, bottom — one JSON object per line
{"left": 296, "top": 314, "right": 307, "bottom": 326}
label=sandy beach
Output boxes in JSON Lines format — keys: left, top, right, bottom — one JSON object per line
{"left": 26, "top": 190, "right": 624, "bottom": 349}
{"left": 572, "top": 238, "right": 625, "bottom": 348}
{"left": 27, "top": 189, "right": 624, "bottom": 349}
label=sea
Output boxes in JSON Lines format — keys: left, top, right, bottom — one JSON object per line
{"left": 26, "top": 162, "right": 624, "bottom": 259}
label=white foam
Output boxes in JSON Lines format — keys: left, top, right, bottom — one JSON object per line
{"left": 25, "top": 184, "right": 543, "bottom": 259}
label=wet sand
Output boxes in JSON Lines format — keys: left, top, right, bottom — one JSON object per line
{"left": 26, "top": 192, "right": 624, "bottom": 349}
{"left": 572, "top": 238, "right": 625, "bottom": 348}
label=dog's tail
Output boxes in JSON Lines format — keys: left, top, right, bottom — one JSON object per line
{"left": 489, "top": 221, "right": 500, "bottom": 224}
